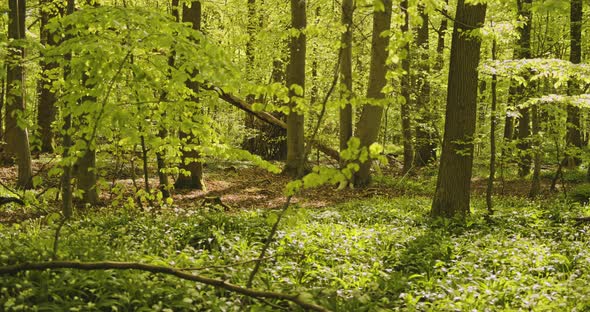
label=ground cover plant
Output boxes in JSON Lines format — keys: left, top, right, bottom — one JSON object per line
{"left": 2, "top": 0, "right": 590, "bottom": 310}
{"left": 2, "top": 186, "right": 590, "bottom": 311}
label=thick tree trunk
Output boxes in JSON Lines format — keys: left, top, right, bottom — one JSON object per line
{"left": 414, "top": 6, "right": 434, "bottom": 167}
{"left": 400, "top": 0, "right": 413, "bottom": 173}
{"left": 76, "top": 146, "right": 98, "bottom": 205}
{"left": 283, "top": 0, "right": 306, "bottom": 177}
{"left": 431, "top": 0, "right": 487, "bottom": 218}
{"left": 515, "top": 0, "right": 533, "bottom": 177}
{"left": 339, "top": 0, "right": 353, "bottom": 158}
{"left": 6, "top": 0, "right": 33, "bottom": 189}
{"left": 175, "top": 1, "right": 205, "bottom": 191}
{"left": 36, "top": 0, "right": 61, "bottom": 154}
{"left": 565, "top": 0, "right": 583, "bottom": 167}
{"left": 352, "top": 0, "right": 392, "bottom": 187}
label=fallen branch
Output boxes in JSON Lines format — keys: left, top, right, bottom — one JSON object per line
{"left": 204, "top": 85, "right": 340, "bottom": 162}
{"left": 573, "top": 216, "right": 590, "bottom": 223}
{"left": 0, "top": 260, "right": 330, "bottom": 312}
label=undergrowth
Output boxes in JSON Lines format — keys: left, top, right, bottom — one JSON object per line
{"left": 1, "top": 196, "right": 590, "bottom": 311}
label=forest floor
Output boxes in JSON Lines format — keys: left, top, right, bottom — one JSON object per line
{"left": 0, "top": 157, "right": 572, "bottom": 224}
{"left": 2, "top": 159, "right": 590, "bottom": 311}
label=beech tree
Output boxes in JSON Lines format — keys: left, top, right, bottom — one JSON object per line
{"left": 175, "top": 0, "right": 205, "bottom": 191}
{"left": 5, "top": 0, "right": 33, "bottom": 189}
{"left": 565, "top": 0, "right": 583, "bottom": 166}
{"left": 339, "top": 0, "right": 353, "bottom": 157}
{"left": 514, "top": 0, "right": 533, "bottom": 177}
{"left": 431, "top": 0, "right": 487, "bottom": 218}
{"left": 283, "top": 0, "right": 306, "bottom": 177}
{"left": 353, "top": 0, "right": 392, "bottom": 187}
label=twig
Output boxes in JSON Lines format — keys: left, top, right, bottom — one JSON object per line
{"left": 51, "top": 217, "right": 67, "bottom": 260}
{"left": 181, "top": 256, "right": 274, "bottom": 271}
{"left": 247, "top": 45, "right": 344, "bottom": 288}
{"left": 246, "top": 196, "right": 292, "bottom": 288}
{"left": 0, "top": 260, "right": 330, "bottom": 312}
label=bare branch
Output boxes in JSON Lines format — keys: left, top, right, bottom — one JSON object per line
{"left": 0, "top": 260, "right": 330, "bottom": 312}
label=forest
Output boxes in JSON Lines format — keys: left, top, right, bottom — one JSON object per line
{"left": 0, "top": 0, "right": 590, "bottom": 310}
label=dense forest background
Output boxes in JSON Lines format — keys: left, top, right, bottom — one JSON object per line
{"left": 0, "top": 0, "right": 590, "bottom": 310}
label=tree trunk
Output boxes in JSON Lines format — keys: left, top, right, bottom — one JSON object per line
{"left": 435, "top": 0, "right": 448, "bottom": 71}
{"left": 61, "top": 0, "right": 76, "bottom": 218}
{"left": 431, "top": 0, "right": 487, "bottom": 218}
{"left": 414, "top": 5, "right": 434, "bottom": 167}
{"left": 529, "top": 104, "right": 541, "bottom": 198}
{"left": 352, "top": 0, "right": 392, "bottom": 187}
{"left": 399, "top": 0, "right": 413, "bottom": 173}
{"left": 241, "top": 0, "right": 287, "bottom": 160}
{"left": 76, "top": 146, "right": 98, "bottom": 205}
{"left": 565, "top": 0, "right": 583, "bottom": 167}
{"left": 515, "top": 0, "right": 532, "bottom": 177}
{"left": 5, "top": 0, "right": 33, "bottom": 189}
{"left": 486, "top": 40, "right": 498, "bottom": 214}
{"left": 283, "top": 0, "right": 306, "bottom": 177}
{"left": 0, "top": 79, "right": 4, "bottom": 142}
{"left": 339, "top": 0, "right": 353, "bottom": 158}
{"left": 36, "top": 0, "right": 61, "bottom": 154}
{"left": 174, "top": 1, "right": 205, "bottom": 191}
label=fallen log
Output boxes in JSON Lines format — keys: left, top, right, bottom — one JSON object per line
{"left": 204, "top": 85, "right": 340, "bottom": 162}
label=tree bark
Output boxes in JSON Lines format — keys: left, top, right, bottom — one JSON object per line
{"left": 486, "top": 39, "right": 498, "bottom": 214}
{"left": 37, "top": 0, "right": 61, "bottom": 154}
{"left": 283, "top": 0, "right": 306, "bottom": 177}
{"left": 5, "top": 0, "right": 33, "bottom": 189}
{"left": 565, "top": 0, "right": 583, "bottom": 167}
{"left": 76, "top": 146, "right": 98, "bottom": 205}
{"left": 339, "top": 0, "right": 353, "bottom": 161}
{"left": 61, "top": 0, "right": 76, "bottom": 218}
{"left": 352, "top": 0, "right": 392, "bottom": 187}
{"left": 400, "top": 0, "right": 413, "bottom": 173}
{"left": 414, "top": 5, "right": 434, "bottom": 167}
{"left": 175, "top": 1, "right": 205, "bottom": 191}
{"left": 435, "top": 0, "right": 448, "bottom": 71}
{"left": 431, "top": 0, "right": 487, "bottom": 218}
{"left": 515, "top": 0, "right": 533, "bottom": 177}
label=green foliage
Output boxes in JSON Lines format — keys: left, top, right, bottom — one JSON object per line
{"left": 569, "top": 183, "right": 590, "bottom": 204}
{"left": 3, "top": 197, "right": 590, "bottom": 310}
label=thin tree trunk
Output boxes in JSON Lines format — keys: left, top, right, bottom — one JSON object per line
{"left": 0, "top": 78, "right": 4, "bottom": 141}
{"left": 353, "top": 0, "right": 392, "bottom": 186}
{"left": 515, "top": 0, "right": 533, "bottom": 177}
{"left": 529, "top": 104, "right": 541, "bottom": 197}
{"left": 566, "top": 0, "right": 583, "bottom": 167}
{"left": 431, "top": 0, "right": 487, "bottom": 218}
{"left": 486, "top": 39, "right": 498, "bottom": 214}
{"left": 155, "top": 0, "right": 182, "bottom": 198}
{"left": 339, "top": 0, "right": 353, "bottom": 159}
{"left": 283, "top": 0, "right": 306, "bottom": 177}
{"left": 435, "top": 0, "right": 448, "bottom": 71}
{"left": 6, "top": 0, "right": 33, "bottom": 189}
{"left": 400, "top": 0, "right": 413, "bottom": 173}
{"left": 414, "top": 5, "right": 433, "bottom": 167}
{"left": 61, "top": 0, "right": 76, "bottom": 218}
